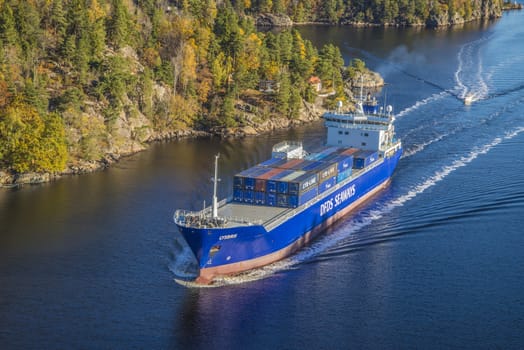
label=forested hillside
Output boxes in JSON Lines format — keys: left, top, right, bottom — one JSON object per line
{"left": 0, "top": 0, "right": 503, "bottom": 179}
{"left": 253, "top": 0, "right": 503, "bottom": 26}
{"left": 0, "top": 0, "right": 354, "bottom": 176}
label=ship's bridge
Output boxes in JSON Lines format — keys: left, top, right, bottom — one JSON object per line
{"left": 323, "top": 99, "right": 396, "bottom": 151}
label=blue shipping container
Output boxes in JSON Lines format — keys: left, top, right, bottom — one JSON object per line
{"left": 301, "top": 161, "right": 325, "bottom": 172}
{"left": 236, "top": 166, "right": 269, "bottom": 190}
{"left": 233, "top": 188, "right": 243, "bottom": 202}
{"left": 254, "top": 191, "right": 266, "bottom": 205}
{"left": 306, "top": 146, "right": 339, "bottom": 161}
{"left": 278, "top": 181, "right": 289, "bottom": 194}
{"left": 322, "top": 154, "right": 354, "bottom": 173}
{"left": 336, "top": 168, "right": 352, "bottom": 183}
{"left": 266, "top": 169, "right": 295, "bottom": 193}
{"left": 318, "top": 176, "right": 336, "bottom": 194}
{"left": 243, "top": 190, "right": 255, "bottom": 203}
{"left": 243, "top": 167, "right": 272, "bottom": 190}
{"left": 288, "top": 186, "right": 318, "bottom": 207}
{"left": 266, "top": 193, "right": 277, "bottom": 206}
{"left": 353, "top": 150, "right": 378, "bottom": 169}
{"left": 259, "top": 157, "right": 284, "bottom": 167}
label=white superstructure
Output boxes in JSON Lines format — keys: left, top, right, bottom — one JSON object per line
{"left": 323, "top": 95, "right": 397, "bottom": 153}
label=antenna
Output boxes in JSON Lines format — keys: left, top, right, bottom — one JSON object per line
{"left": 383, "top": 88, "right": 388, "bottom": 116}
{"left": 211, "top": 153, "right": 220, "bottom": 218}
{"left": 359, "top": 74, "right": 364, "bottom": 103}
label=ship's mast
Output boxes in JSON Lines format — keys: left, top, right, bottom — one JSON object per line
{"left": 212, "top": 153, "right": 220, "bottom": 218}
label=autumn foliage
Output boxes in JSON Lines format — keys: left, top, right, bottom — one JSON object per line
{"left": 0, "top": 0, "right": 348, "bottom": 173}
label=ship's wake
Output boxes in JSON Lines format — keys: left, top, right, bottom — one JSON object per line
{"left": 396, "top": 91, "right": 449, "bottom": 119}
{"left": 173, "top": 126, "right": 524, "bottom": 287}
{"left": 454, "top": 36, "right": 491, "bottom": 104}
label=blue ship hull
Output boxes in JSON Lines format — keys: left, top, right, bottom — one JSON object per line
{"left": 176, "top": 147, "right": 402, "bottom": 282}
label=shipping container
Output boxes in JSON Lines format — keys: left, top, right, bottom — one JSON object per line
{"left": 266, "top": 169, "right": 295, "bottom": 193}
{"left": 243, "top": 190, "right": 255, "bottom": 203}
{"left": 278, "top": 181, "right": 289, "bottom": 194}
{"left": 252, "top": 167, "right": 288, "bottom": 192}
{"left": 276, "top": 170, "right": 307, "bottom": 194}
{"left": 336, "top": 168, "right": 352, "bottom": 183}
{"left": 259, "top": 157, "right": 284, "bottom": 167}
{"left": 322, "top": 153, "right": 354, "bottom": 173}
{"left": 303, "top": 161, "right": 338, "bottom": 182}
{"left": 285, "top": 159, "right": 316, "bottom": 171}
{"left": 288, "top": 172, "right": 318, "bottom": 194}
{"left": 317, "top": 163, "right": 338, "bottom": 182}
{"left": 353, "top": 150, "right": 378, "bottom": 169}
{"left": 318, "top": 176, "right": 336, "bottom": 194}
{"left": 235, "top": 166, "right": 269, "bottom": 190}
{"left": 301, "top": 160, "right": 325, "bottom": 172}
{"left": 266, "top": 193, "right": 277, "bottom": 206}
{"left": 305, "top": 146, "right": 340, "bottom": 161}
{"left": 276, "top": 194, "right": 289, "bottom": 207}
{"left": 258, "top": 167, "right": 286, "bottom": 180}
{"left": 278, "top": 158, "right": 306, "bottom": 169}
{"left": 339, "top": 147, "right": 360, "bottom": 156}
{"left": 233, "top": 188, "right": 243, "bottom": 202}
{"left": 254, "top": 191, "right": 266, "bottom": 205}
{"left": 288, "top": 186, "right": 318, "bottom": 207}
{"left": 254, "top": 179, "right": 265, "bottom": 192}
{"left": 279, "top": 170, "right": 306, "bottom": 182}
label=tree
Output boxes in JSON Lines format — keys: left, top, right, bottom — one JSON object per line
{"left": 277, "top": 70, "right": 291, "bottom": 116}
{"left": 317, "top": 44, "right": 344, "bottom": 90}
{"left": 0, "top": 3, "right": 18, "bottom": 46}
{"left": 108, "top": 0, "right": 134, "bottom": 48}
{"left": 0, "top": 99, "right": 67, "bottom": 173}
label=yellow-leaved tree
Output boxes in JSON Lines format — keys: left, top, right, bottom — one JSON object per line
{"left": 0, "top": 99, "right": 67, "bottom": 173}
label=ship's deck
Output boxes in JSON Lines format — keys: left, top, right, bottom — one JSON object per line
{"left": 215, "top": 166, "right": 372, "bottom": 229}
{"left": 217, "top": 202, "right": 289, "bottom": 227}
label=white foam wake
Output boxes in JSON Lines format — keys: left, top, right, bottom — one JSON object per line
{"left": 454, "top": 36, "right": 491, "bottom": 103}
{"left": 194, "top": 127, "right": 524, "bottom": 287}
{"left": 396, "top": 91, "right": 449, "bottom": 119}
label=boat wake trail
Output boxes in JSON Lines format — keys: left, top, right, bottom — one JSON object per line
{"left": 187, "top": 126, "right": 524, "bottom": 287}
{"left": 401, "top": 126, "right": 462, "bottom": 158}
{"left": 454, "top": 36, "right": 491, "bottom": 103}
{"left": 396, "top": 91, "right": 449, "bottom": 119}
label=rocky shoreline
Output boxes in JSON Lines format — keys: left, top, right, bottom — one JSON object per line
{"left": 0, "top": 70, "right": 382, "bottom": 188}
{"left": 255, "top": 2, "right": 506, "bottom": 28}
{"left": 0, "top": 102, "right": 325, "bottom": 187}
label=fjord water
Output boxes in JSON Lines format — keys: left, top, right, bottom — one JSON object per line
{"left": 2, "top": 11, "right": 524, "bottom": 350}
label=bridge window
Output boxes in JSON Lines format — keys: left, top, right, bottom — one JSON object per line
{"left": 361, "top": 142, "right": 366, "bottom": 146}
{"left": 338, "top": 130, "right": 343, "bottom": 135}
{"left": 345, "top": 131, "right": 349, "bottom": 135}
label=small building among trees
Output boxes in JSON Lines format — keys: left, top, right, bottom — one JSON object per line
{"left": 308, "top": 76, "right": 322, "bottom": 92}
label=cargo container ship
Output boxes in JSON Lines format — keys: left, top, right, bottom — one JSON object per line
{"left": 174, "top": 94, "right": 402, "bottom": 284}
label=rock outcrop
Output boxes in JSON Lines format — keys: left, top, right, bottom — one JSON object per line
{"left": 256, "top": 13, "right": 293, "bottom": 27}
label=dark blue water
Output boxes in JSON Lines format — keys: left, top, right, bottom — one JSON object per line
{"left": 2, "top": 10, "right": 524, "bottom": 350}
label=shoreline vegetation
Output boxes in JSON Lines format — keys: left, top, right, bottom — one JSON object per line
{"left": 0, "top": 0, "right": 509, "bottom": 186}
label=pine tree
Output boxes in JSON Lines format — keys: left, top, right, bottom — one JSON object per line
{"left": 0, "top": 3, "right": 18, "bottom": 46}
